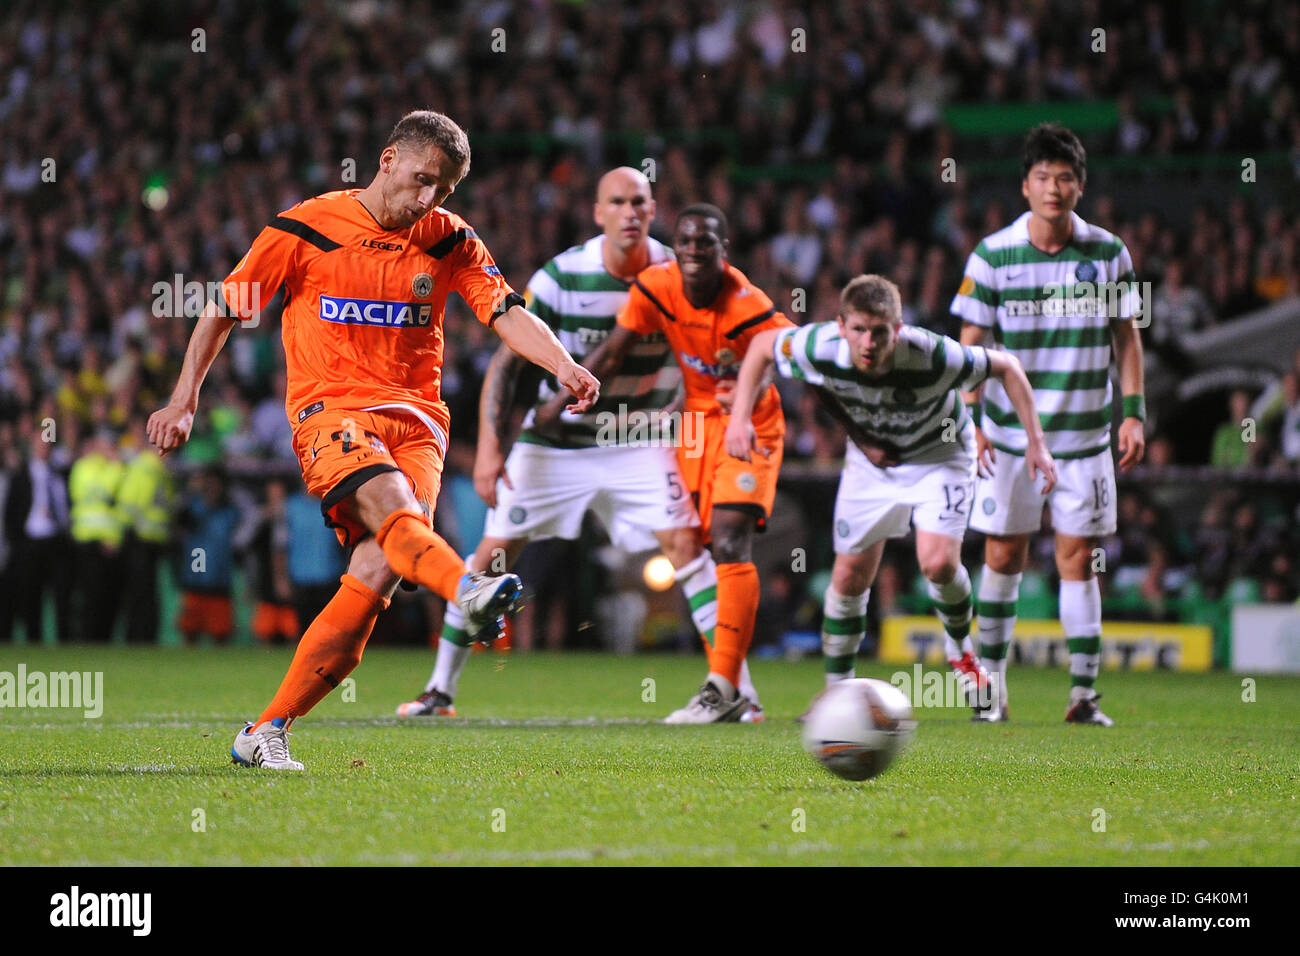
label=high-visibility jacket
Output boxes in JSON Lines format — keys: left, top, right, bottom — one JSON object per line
{"left": 68, "top": 452, "right": 124, "bottom": 547}
{"left": 116, "top": 451, "right": 175, "bottom": 544}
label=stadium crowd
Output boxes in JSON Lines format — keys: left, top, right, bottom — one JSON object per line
{"left": 1, "top": 0, "right": 1299, "bottom": 647}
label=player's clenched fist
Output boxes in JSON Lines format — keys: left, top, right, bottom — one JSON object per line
{"left": 556, "top": 362, "right": 600, "bottom": 413}
{"left": 147, "top": 403, "right": 195, "bottom": 455}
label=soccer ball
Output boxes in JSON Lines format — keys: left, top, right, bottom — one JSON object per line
{"left": 801, "top": 678, "right": 917, "bottom": 781}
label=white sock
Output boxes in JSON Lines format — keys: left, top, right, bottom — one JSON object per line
{"left": 927, "top": 563, "right": 973, "bottom": 660}
{"left": 674, "top": 550, "right": 719, "bottom": 647}
{"left": 428, "top": 599, "right": 474, "bottom": 699}
{"left": 823, "top": 586, "right": 869, "bottom": 684}
{"left": 977, "top": 567, "right": 1021, "bottom": 683}
{"left": 737, "top": 659, "right": 760, "bottom": 708}
{"left": 1060, "top": 577, "right": 1102, "bottom": 691}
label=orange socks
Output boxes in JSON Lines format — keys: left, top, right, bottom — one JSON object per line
{"left": 711, "top": 561, "right": 760, "bottom": 687}
{"left": 257, "top": 574, "right": 389, "bottom": 726}
{"left": 375, "top": 510, "right": 468, "bottom": 602}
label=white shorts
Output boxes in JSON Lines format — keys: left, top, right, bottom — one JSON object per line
{"left": 832, "top": 441, "right": 976, "bottom": 554}
{"left": 968, "top": 448, "right": 1117, "bottom": 537}
{"left": 483, "top": 442, "right": 700, "bottom": 552}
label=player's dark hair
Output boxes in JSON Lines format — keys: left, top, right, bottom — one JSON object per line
{"left": 1022, "top": 122, "right": 1086, "bottom": 182}
{"left": 385, "top": 110, "right": 471, "bottom": 172}
{"left": 840, "top": 274, "right": 902, "bottom": 324}
{"left": 677, "top": 203, "right": 728, "bottom": 240}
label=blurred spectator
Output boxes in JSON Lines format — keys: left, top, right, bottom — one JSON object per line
{"left": 1210, "top": 390, "right": 1257, "bottom": 469}
{"left": 1149, "top": 259, "right": 1214, "bottom": 372}
{"left": 0, "top": 422, "right": 18, "bottom": 641}
{"left": 239, "top": 477, "right": 298, "bottom": 645}
{"left": 116, "top": 444, "right": 176, "bottom": 643}
{"left": 249, "top": 370, "right": 297, "bottom": 465}
{"left": 175, "top": 466, "right": 239, "bottom": 644}
{"left": 67, "top": 430, "right": 124, "bottom": 642}
{"left": 1260, "top": 372, "right": 1300, "bottom": 465}
{"left": 284, "top": 485, "right": 348, "bottom": 634}
{"left": 1194, "top": 494, "right": 1233, "bottom": 598}
{"left": 769, "top": 201, "right": 822, "bottom": 288}
{"left": 2, "top": 433, "right": 71, "bottom": 642}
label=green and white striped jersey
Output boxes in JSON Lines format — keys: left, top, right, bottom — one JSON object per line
{"left": 774, "top": 321, "right": 991, "bottom": 464}
{"left": 951, "top": 211, "right": 1140, "bottom": 459}
{"left": 517, "top": 235, "right": 680, "bottom": 448}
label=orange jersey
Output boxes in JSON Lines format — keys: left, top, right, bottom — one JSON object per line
{"left": 222, "top": 189, "right": 519, "bottom": 446}
{"left": 617, "top": 261, "right": 793, "bottom": 421}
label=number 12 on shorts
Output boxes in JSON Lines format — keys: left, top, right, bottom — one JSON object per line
{"left": 941, "top": 483, "right": 968, "bottom": 517}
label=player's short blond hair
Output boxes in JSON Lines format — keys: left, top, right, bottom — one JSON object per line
{"left": 385, "top": 110, "right": 471, "bottom": 172}
{"left": 840, "top": 274, "right": 902, "bottom": 324}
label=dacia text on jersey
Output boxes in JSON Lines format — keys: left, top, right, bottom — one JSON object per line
{"left": 319, "top": 295, "right": 433, "bottom": 328}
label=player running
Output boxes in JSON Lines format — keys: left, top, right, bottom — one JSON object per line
{"left": 537, "top": 204, "right": 793, "bottom": 722}
{"left": 395, "top": 169, "right": 763, "bottom": 720}
{"left": 147, "top": 110, "right": 598, "bottom": 769}
{"left": 725, "top": 275, "right": 1055, "bottom": 714}
{"left": 953, "top": 123, "right": 1146, "bottom": 725}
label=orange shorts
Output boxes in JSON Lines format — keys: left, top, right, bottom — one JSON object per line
{"left": 252, "top": 601, "right": 300, "bottom": 642}
{"left": 292, "top": 407, "right": 445, "bottom": 548}
{"left": 178, "top": 591, "right": 233, "bottom": 640}
{"left": 677, "top": 407, "right": 784, "bottom": 538}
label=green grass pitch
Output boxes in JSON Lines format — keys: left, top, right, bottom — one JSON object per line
{"left": 1, "top": 646, "right": 1296, "bottom": 866}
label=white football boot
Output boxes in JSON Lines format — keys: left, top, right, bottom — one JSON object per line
{"left": 972, "top": 671, "right": 1010, "bottom": 723}
{"left": 455, "top": 572, "right": 523, "bottom": 643}
{"left": 231, "top": 720, "right": 305, "bottom": 770}
{"left": 663, "top": 674, "right": 751, "bottom": 724}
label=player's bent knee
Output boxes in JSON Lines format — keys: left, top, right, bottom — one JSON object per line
{"left": 831, "top": 554, "right": 875, "bottom": 595}
{"left": 831, "top": 568, "right": 871, "bottom": 595}
{"left": 920, "top": 558, "right": 958, "bottom": 583}
{"left": 986, "top": 535, "right": 1029, "bottom": 574}
{"left": 354, "top": 470, "right": 421, "bottom": 534}
{"left": 710, "top": 506, "right": 758, "bottom": 564}
{"left": 711, "top": 531, "right": 751, "bottom": 565}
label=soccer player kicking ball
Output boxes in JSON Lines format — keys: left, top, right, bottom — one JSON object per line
{"left": 396, "top": 169, "right": 763, "bottom": 721}
{"left": 954, "top": 123, "right": 1146, "bottom": 726}
{"left": 543, "top": 204, "right": 793, "bottom": 723}
{"left": 725, "top": 275, "right": 1056, "bottom": 716}
{"left": 147, "top": 111, "right": 598, "bottom": 769}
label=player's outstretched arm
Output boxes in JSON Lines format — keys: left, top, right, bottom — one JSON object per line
{"left": 532, "top": 322, "right": 637, "bottom": 436}
{"left": 1111, "top": 318, "right": 1147, "bottom": 473}
{"left": 146, "top": 300, "right": 239, "bottom": 455}
{"left": 494, "top": 304, "right": 599, "bottom": 412}
{"left": 724, "top": 329, "right": 779, "bottom": 461}
{"left": 473, "top": 342, "right": 529, "bottom": 507}
{"left": 987, "top": 350, "right": 1057, "bottom": 493}
{"left": 960, "top": 321, "right": 995, "bottom": 477}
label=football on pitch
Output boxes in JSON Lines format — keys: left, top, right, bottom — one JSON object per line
{"left": 801, "top": 678, "right": 917, "bottom": 781}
